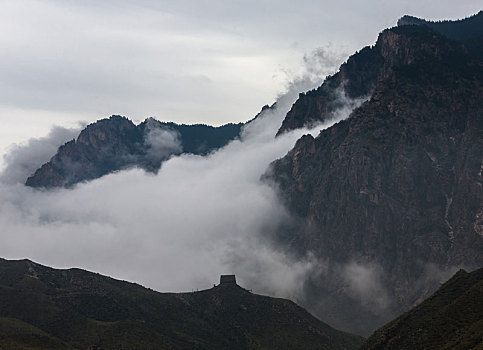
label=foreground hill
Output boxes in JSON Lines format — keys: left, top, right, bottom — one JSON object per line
{"left": 360, "top": 268, "right": 483, "bottom": 350}
{"left": 267, "top": 14, "right": 483, "bottom": 335}
{"left": 0, "top": 258, "right": 363, "bottom": 350}
{"left": 26, "top": 116, "right": 242, "bottom": 188}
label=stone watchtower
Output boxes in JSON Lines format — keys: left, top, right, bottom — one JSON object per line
{"left": 219, "top": 274, "right": 236, "bottom": 285}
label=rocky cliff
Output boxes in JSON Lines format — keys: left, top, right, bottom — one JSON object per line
{"left": 267, "top": 16, "right": 483, "bottom": 335}
{"left": 276, "top": 11, "right": 483, "bottom": 136}
{"left": 26, "top": 116, "right": 242, "bottom": 188}
{"left": 0, "top": 258, "right": 364, "bottom": 350}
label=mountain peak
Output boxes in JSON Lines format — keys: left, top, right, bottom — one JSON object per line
{"left": 25, "top": 116, "right": 242, "bottom": 188}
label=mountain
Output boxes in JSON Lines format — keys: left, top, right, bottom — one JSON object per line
{"left": 0, "top": 258, "right": 364, "bottom": 350}
{"left": 266, "top": 15, "right": 483, "bottom": 335}
{"left": 360, "top": 268, "right": 483, "bottom": 350}
{"left": 276, "top": 11, "right": 483, "bottom": 136}
{"left": 25, "top": 116, "right": 242, "bottom": 188}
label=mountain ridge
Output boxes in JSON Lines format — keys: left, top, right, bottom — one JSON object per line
{"left": 0, "top": 257, "right": 364, "bottom": 350}
{"left": 276, "top": 11, "right": 483, "bottom": 136}
{"left": 25, "top": 116, "right": 242, "bottom": 188}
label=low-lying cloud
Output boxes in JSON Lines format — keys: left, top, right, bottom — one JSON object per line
{"left": 0, "top": 71, "right": 338, "bottom": 298}
{"left": 0, "top": 63, "right": 368, "bottom": 306}
{"left": 342, "top": 261, "right": 391, "bottom": 314}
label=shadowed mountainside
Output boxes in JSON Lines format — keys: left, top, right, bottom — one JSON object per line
{"left": 276, "top": 11, "right": 483, "bottom": 136}
{"left": 0, "top": 258, "right": 364, "bottom": 350}
{"left": 360, "top": 268, "right": 483, "bottom": 350}
{"left": 267, "top": 16, "right": 483, "bottom": 335}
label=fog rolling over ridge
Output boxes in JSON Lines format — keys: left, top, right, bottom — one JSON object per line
{"left": 0, "top": 57, "right": 362, "bottom": 300}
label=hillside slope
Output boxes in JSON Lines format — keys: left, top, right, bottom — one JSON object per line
{"left": 360, "top": 268, "right": 483, "bottom": 350}
{"left": 0, "top": 258, "right": 363, "bottom": 350}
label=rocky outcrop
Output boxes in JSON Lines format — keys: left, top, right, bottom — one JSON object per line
{"left": 26, "top": 116, "right": 242, "bottom": 188}
{"left": 0, "top": 258, "right": 364, "bottom": 350}
{"left": 267, "top": 20, "right": 483, "bottom": 335}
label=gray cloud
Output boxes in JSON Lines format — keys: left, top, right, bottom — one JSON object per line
{"left": 341, "top": 261, "right": 391, "bottom": 314}
{"left": 1, "top": 0, "right": 480, "bottom": 138}
{"left": 144, "top": 120, "right": 183, "bottom": 162}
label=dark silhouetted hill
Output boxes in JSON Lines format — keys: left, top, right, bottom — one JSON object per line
{"left": 360, "top": 268, "right": 483, "bottom": 350}
{"left": 0, "top": 258, "right": 364, "bottom": 350}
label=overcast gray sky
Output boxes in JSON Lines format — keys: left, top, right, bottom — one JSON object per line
{"left": 0, "top": 0, "right": 481, "bottom": 159}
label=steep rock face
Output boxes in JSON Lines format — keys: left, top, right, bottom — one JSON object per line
{"left": 276, "top": 46, "right": 383, "bottom": 135}
{"left": 0, "top": 258, "right": 364, "bottom": 350}
{"left": 276, "top": 11, "right": 483, "bottom": 136}
{"left": 267, "top": 22, "right": 483, "bottom": 335}
{"left": 26, "top": 116, "right": 242, "bottom": 188}
{"left": 360, "top": 268, "right": 483, "bottom": 350}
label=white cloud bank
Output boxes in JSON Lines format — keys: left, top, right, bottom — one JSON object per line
{"left": 0, "top": 65, "right": 359, "bottom": 300}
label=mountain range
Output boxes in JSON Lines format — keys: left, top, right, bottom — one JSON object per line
{"left": 25, "top": 116, "right": 242, "bottom": 188}
{"left": 8, "top": 10, "right": 483, "bottom": 342}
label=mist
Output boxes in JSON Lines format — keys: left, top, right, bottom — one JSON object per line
{"left": 341, "top": 261, "right": 391, "bottom": 314}
{"left": 0, "top": 46, "right": 378, "bottom": 307}
{"left": 0, "top": 64, "right": 346, "bottom": 299}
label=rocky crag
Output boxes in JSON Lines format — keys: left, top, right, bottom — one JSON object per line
{"left": 267, "top": 13, "right": 483, "bottom": 335}
{"left": 26, "top": 116, "right": 241, "bottom": 188}
{"left": 277, "top": 11, "right": 482, "bottom": 135}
